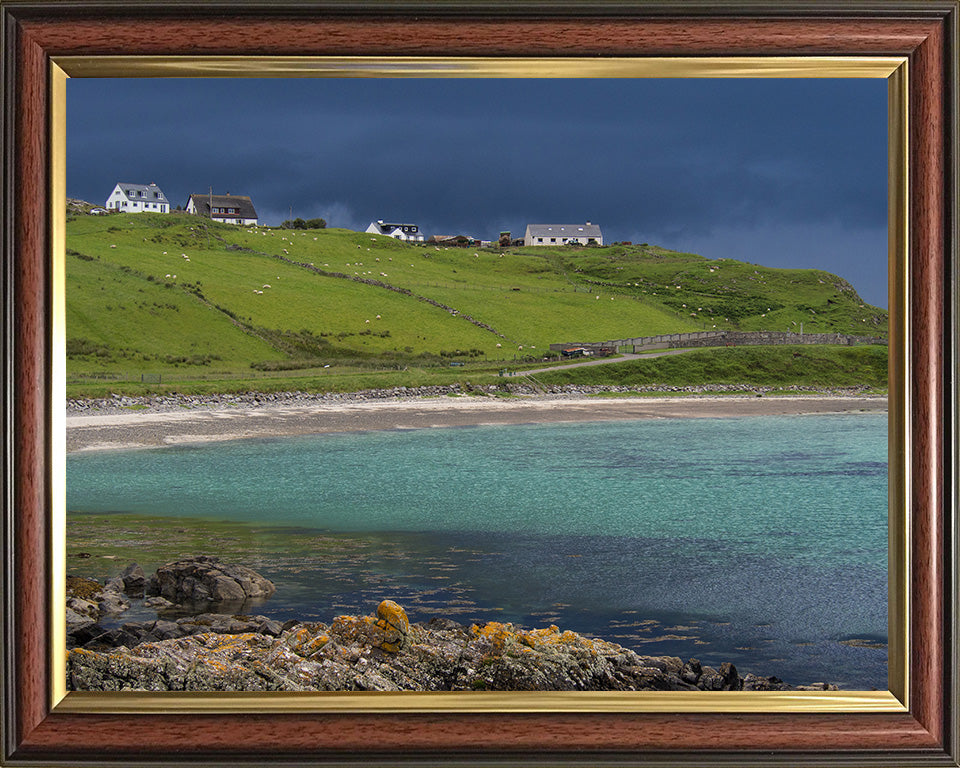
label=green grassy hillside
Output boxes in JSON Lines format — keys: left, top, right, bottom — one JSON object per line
{"left": 65, "top": 212, "right": 887, "bottom": 394}
{"left": 536, "top": 345, "right": 888, "bottom": 390}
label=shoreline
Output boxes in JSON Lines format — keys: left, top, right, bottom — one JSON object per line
{"left": 66, "top": 391, "right": 887, "bottom": 453}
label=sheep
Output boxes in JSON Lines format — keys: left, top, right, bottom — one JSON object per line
{"left": 110, "top": 244, "right": 117, "bottom": 249}
{"left": 263, "top": 284, "right": 271, "bottom": 289}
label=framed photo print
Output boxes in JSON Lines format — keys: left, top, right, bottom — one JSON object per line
{"left": 1, "top": 2, "right": 957, "bottom": 766}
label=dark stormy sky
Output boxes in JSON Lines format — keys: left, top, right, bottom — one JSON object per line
{"left": 67, "top": 77, "right": 888, "bottom": 306}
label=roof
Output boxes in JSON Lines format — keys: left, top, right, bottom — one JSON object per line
{"left": 369, "top": 220, "right": 420, "bottom": 233}
{"left": 525, "top": 223, "right": 602, "bottom": 239}
{"left": 115, "top": 182, "right": 169, "bottom": 203}
{"left": 187, "top": 193, "right": 258, "bottom": 220}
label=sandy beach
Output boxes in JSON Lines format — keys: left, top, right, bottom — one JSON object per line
{"left": 66, "top": 394, "right": 887, "bottom": 453}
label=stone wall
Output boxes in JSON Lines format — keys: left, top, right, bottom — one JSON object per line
{"left": 551, "top": 331, "right": 887, "bottom": 354}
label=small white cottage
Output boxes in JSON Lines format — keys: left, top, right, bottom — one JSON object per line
{"left": 365, "top": 220, "right": 425, "bottom": 242}
{"left": 105, "top": 182, "right": 170, "bottom": 213}
{"left": 523, "top": 222, "right": 603, "bottom": 246}
{"left": 185, "top": 193, "right": 259, "bottom": 226}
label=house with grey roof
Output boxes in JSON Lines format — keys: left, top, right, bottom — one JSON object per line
{"left": 365, "top": 220, "right": 425, "bottom": 242}
{"left": 523, "top": 222, "right": 603, "bottom": 247}
{"left": 105, "top": 182, "right": 170, "bottom": 214}
{"left": 185, "top": 192, "right": 259, "bottom": 225}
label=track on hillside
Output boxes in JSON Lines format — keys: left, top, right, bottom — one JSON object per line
{"left": 521, "top": 348, "right": 696, "bottom": 376}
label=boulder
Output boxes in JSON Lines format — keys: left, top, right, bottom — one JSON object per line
{"left": 97, "top": 590, "right": 130, "bottom": 616}
{"left": 145, "top": 556, "right": 275, "bottom": 606}
{"left": 121, "top": 563, "right": 147, "bottom": 597}
{"left": 66, "top": 596, "right": 99, "bottom": 622}
{"left": 144, "top": 596, "right": 175, "bottom": 610}
{"left": 65, "top": 574, "right": 130, "bottom": 621}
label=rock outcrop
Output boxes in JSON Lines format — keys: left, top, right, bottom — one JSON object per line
{"left": 145, "top": 555, "right": 276, "bottom": 605}
{"left": 66, "top": 558, "right": 276, "bottom": 650}
{"left": 65, "top": 575, "right": 131, "bottom": 641}
{"left": 66, "top": 599, "right": 837, "bottom": 693}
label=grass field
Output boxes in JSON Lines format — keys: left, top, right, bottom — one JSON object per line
{"left": 535, "top": 345, "right": 889, "bottom": 391}
{"left": 65, "top": 213, "right": 888, "bottom": 397}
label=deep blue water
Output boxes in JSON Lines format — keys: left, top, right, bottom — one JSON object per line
{"left": 67, "top": 413, "right": 888, "bottom": 689}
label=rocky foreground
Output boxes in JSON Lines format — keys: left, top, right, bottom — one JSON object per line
{"left": 67, "top": 557, "right": 837, "bottom": 693}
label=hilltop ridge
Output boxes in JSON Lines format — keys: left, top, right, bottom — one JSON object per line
{"left": 65, "top": 212, "right": 887, "bottom": 396}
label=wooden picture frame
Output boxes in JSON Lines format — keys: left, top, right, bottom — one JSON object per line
{"left": 2, "top": 2, "right": 957, "bottom": 765}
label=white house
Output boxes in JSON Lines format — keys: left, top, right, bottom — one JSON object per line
{"left": 365, "top": 220, "right": 425, "bottom": 242}
{"left": 523, "top": 222, "right": 603, "bottom": 246}
{"left": 105, "top": 182, "right": 170, "bottom": 213}
{"left": 186, "top": 192, "right": 259, "bottom": 225}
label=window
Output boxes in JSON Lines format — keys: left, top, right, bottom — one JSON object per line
{"left": 154, "top": 192, "right": 160, "bottom": 198}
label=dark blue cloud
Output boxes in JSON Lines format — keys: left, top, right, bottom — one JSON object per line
{"left": 67, "top": 76, "right": 887, "bottom": 305}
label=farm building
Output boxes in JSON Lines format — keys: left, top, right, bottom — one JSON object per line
{"left": 366, "top": 220, "right": 425, "bottom": 242}
{"left": 105, "top": 182, "right": 170, "bottom": 214}
{"left": 186, "top": 192, "right": 258, "bottom": 225}
{"left": 524, "top": 222, "right": 603, "bottom": 246}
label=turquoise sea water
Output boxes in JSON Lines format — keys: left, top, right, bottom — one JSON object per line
{"left": 67, "top": 412, "right": 888, "bottom": 689}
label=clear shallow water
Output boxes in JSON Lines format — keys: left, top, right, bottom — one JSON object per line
{"left": 67, "top": 412, "right": 888, "bottom": 688}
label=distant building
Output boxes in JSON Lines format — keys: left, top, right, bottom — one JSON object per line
{"left": 366, "top": 220, "right": 425, "bottom": 242}
{"left": 428, "top": 234, "right": 475, "bottom": 246}
{"left": 105, "top": 182, "right": 170, "bottom": 214}
{"left": 186, "top": 192, "right": 258, "bottom": 225}
{"left": 523, "top": 222, "right": 603, "bottom": 246}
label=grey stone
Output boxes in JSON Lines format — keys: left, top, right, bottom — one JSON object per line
{"left": 121, "top": 563, "right": 147, "bottom": 597}
{"left": 146, "top": 556, "right": 275, "bottom": 606}
{"left": 145, "top": 596, "right": 176, "bottom": 610}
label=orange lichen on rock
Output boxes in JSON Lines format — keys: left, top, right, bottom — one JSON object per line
{"left": 329, "top": 600, "right": 409, "bottom": 654}
{"left": 518, "top": 625, "right": 597, "bottom": 651}
{"left": 470, "top": 621, "right": 519, "bottom": 651}
{"left": 283, "top": 626, "right": 330, "bottom": 658}
{"left": 372, "top": 599, "right": 409, "bottom": 653}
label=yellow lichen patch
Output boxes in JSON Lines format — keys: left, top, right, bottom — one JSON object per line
{"left": 375, "top": 600, "right": 409, "bottom": 632}
{"left": 373, "top": 600, "right": 409, "bottom": 653}
{"left": 513, "top": 625, "right": 599, "bottom": 653}
{"left": 65, "top": 575, "right": 103, "bottom": 600}
{"left": 471, "top": 621, "right": 518, "bottom": 650}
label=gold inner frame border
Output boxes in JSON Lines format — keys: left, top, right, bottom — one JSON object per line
{"left": 49, "top": 55, "right": 909, "bottom": 715}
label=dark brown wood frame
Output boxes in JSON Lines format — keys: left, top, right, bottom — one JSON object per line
{"left": 1, "top": 2, "right": 957, "bottom": 765}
